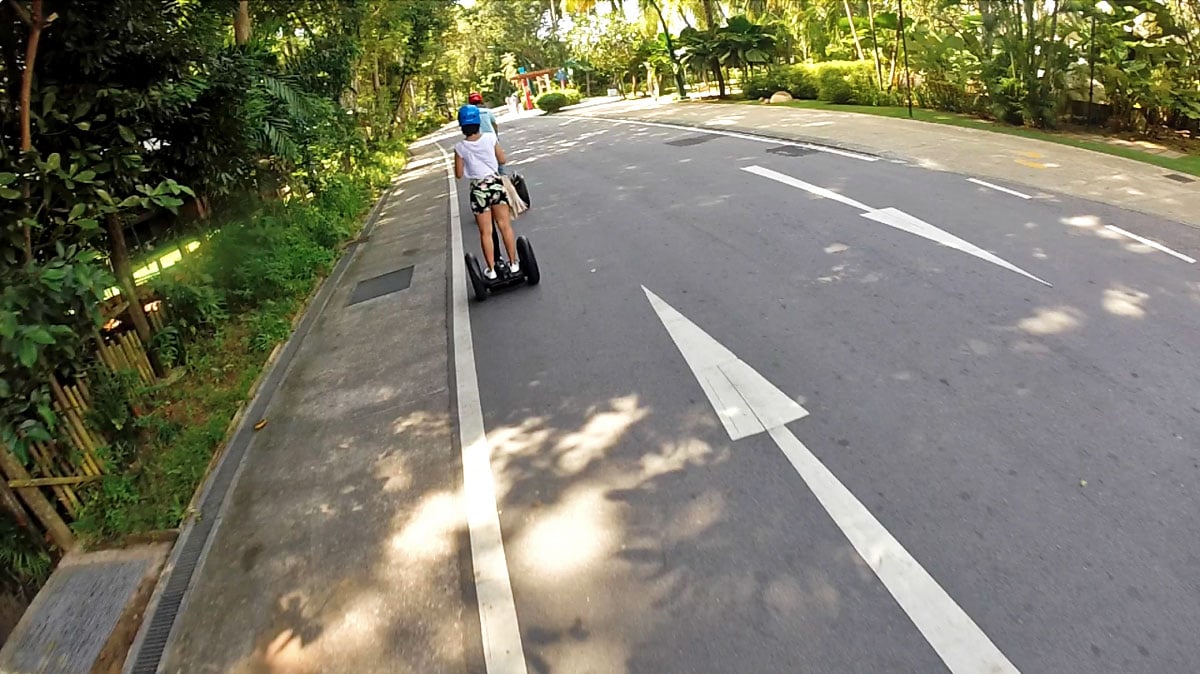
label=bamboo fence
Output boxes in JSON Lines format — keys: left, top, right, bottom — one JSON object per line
{"left": 1, "top": 317, "right": 163, "bottom": 550}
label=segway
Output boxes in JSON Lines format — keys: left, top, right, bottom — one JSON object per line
{"left": 464, "top": 174, "right": 539, "bottom": 301}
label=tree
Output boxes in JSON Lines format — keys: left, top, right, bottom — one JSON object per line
{"left": 642, "top": 0, "right": 689, "bottom": 96}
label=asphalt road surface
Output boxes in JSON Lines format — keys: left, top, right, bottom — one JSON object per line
{"left": 445, "top": 114, "right": 1200, "bottom": 674}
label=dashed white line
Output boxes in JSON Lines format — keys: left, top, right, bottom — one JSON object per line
{"left": 438, "top": 144, "right": 528, "bottom": 674}
{"left": 967, "top": 178, "right": 1033, "bottom": 200}
{"left": 1105, "top": 225, "right": 1196, "bottom": 263}
{"left": 561, "top": 115, "right": 880, "bottom": 162}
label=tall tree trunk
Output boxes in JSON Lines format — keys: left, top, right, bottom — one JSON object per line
{"left": 18, "top": 0, "right": 45, "bottom": 264}
{"left": 106, "top": 214, "right": 153, "bottom": 346}
{"left": 842, "top": 0, "right": 866, "bottom": 61}
{"left": 712, "top": 58, "right": 726, "bottom": 97}
{"left": 887, "top": 40, "right": 898, "bottom": 90}
{"left": 647, "top": 0, "right": 687, "bottom": 97}
{"left": 234, "top": 0, "right": 251, "bottom": 45}
{"left": 701, "top": 0, "right": 718, "bottom": 29}
{"left": 1037, "top": 0, "right": 1063, "bottom": 126}
{"left": 866, "top": 0, "right": 885, "bottom": 90}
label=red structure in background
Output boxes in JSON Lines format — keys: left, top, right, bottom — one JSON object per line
{"left": 510, "top": 67, "right": 558, "bottom": 110}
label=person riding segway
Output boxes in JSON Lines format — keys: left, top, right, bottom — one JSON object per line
{"left": 454, "top": 104, "right": 539, "bottom": 300}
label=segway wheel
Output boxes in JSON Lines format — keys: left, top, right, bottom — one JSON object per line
{"left": 465, "top": 253, "right": 488, "bottom": 301}
{"left": 516, "top": 237, "right": 540, "bottom": 285}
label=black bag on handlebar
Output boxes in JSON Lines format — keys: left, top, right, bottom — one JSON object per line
{"left": 510, "top": 172, "right": 530, "bottom": 208}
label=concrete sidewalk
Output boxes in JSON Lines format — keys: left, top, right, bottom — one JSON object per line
{"left": 570, "top": 98, "right": 1200, "bottom": 229}
{"left": 153, "top": 145, "right": 477, "bottom": 674}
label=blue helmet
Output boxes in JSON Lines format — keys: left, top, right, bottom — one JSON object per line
{"left": 458, "top": 104, "right": 481, "bottom": 127}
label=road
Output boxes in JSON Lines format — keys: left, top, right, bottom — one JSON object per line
{"left": 453, "top": 114, "right": 1200, "bottom": 673}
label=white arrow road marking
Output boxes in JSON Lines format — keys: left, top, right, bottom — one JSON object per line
{"left": 862, "top": 208, "right": 1052, "bottom": 286}
{"left": 643, "top": 287, "right": 808, "bottom": 439}
{"left": 1105, "top": 225, "right": 1196, "bottom": 264}
{"left": 644, "top": 287, "right": 1021, "bottom": 674}
{"left": 439, "top": 144, "right": 527, "bottom": 674}
{"left": 742, "top": 164, "right": 872, "bottom": 211}
{"left": 742, "top": 165, "right": 1050, "bottom": 287}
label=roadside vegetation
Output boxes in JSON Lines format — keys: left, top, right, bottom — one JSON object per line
{"left": 1, "top": 0, "right": 1197, "bottom": 630}
{"left": 0, "top": 0, "right": 450, "bottom": 610}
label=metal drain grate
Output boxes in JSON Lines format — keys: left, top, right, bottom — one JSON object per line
{"left": 1164, "top": 173, "right": 1195, "bottom": 184}
{"left": 347, "top": 267, "right": 414, "bottom": 306}
{"left": 666, "top": 134, "right": 715, "bottom": 147}
{"left": 766, "top": 144, "right": 814, "bottom": 157}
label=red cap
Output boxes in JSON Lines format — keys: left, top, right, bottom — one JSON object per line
{"left": 468, "top": 92, "right": 483, "bottom": 104}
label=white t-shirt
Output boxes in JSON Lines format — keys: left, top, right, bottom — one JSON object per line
{"left": 455, "top": 134, "right": 499, "bottom": 180}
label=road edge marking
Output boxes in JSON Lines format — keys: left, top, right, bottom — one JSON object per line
{"left": 1105, "top": 224, "right": 1197, "bottom": 264}
{"left": 438, "top": 143, "right": 528, "bottom": 674}
{"left": 967, "top": 177, "right": 1033, "bottom": 200}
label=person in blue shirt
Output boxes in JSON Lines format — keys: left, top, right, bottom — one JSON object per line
{"left": 468, "top": 92, "right": 505, "bottom": 174}
{"left": 468, "top": 92, "right": 499, "bottom": 134}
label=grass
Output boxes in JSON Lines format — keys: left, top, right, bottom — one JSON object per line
{"left": 72, "top": 148, "right": 406, "bottom": 545}
{"left": 723, "top": 98, "right": 1200, "bottom": 177}
{"left": 74, "top": 322, "right": 266, "bottom": 539}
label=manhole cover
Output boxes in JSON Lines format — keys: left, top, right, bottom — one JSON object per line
{"left": 1164, "top": 173, "right": 1195, "bottom": 183}
{"left": 348, "top": 267, "right": 414, "bottom": 306}
{"left": 766, "top": 144, "right": 814, "bottom": 157}
{"left": 666, "top": 134, "right": 714, "bottom": 147}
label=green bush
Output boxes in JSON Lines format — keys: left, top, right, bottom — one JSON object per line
{"left": 536, "top": 91, "right": 570, "bottom": 113}
{"left": 558, "top": 88, "right": 583, "bottom": 105}
{"left": 153, "top": 274, "right": 228, "bottom": 339}
{"left": 250, "top": 300, "right": 295, "bottom": 352}
{"left": 787, "top": 67, "right": 819, "bottom": 100}
{"left": 744, "top": 68, "right": 790, "bottom": 99}
{"left": 815, "top": 64, "right": 855, "bottom": 104}
{"left": 845, "top": 62, "right": 884, "bottom": 105}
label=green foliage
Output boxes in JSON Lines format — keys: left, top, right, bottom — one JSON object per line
{"left": 537, "top": 92, "right": 571, "bottom": 113}
{"left": 0, "top": 246, "right": 112, "bottom": 458}
{"left": 814, "top": 63, "right": 855, "bottom": 104}
{"left": 250, "top": 301, "right": 295, "bottom": 352}
{"left": 0, "top": 517, "right": 52, "bottom": 595}
{"left": 152, "top": 276, "right": 229, "bottom": 342}
{"left": 745, "top": 66, "right": 819, "bottom": 100}
{"left": 84, "top": 365, "right": 144, "bottom": 470}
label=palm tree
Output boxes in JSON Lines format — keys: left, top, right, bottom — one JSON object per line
{"left": 716, "top": 14, "right": 778, "bottom": 74}
{"left": 640, "top": 0, "right": 689, "bottom": 96}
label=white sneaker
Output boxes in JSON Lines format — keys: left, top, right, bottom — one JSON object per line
{"left": 484, "top": 267, "right": 497, "bottom": 280}
{"left": 509, "top": 260, "right": 520, "bottom": 274}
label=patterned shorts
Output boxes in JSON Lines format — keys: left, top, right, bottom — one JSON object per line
{"left": 469, "top": 175, "right": 509, "bottom": 214}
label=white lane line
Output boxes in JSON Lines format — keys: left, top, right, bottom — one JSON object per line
{"left": 863, "top": 207, "right": 1052, "bottom": 286}
{"left": 967, "top": 178, "right": 1032, "bottom": 200}
{"left": 561, "top": 115, "right": 880, "bottom": 162}
{"left": 644, "top": 288, "right": 1020, "bottom": 674}
{"left": 438, "top": 144, "right": 528, "bottom": 674}
{"left": 742, "top": 165, "right": 872, "bottom": 211}
{"left": 1105, "top": 225, "right": 1197, "bottom": 264}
